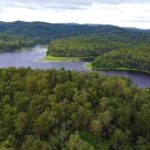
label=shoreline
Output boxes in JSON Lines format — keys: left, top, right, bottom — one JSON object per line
{"left": 40, "top": 55, "right": 86, "bottom": 62}
{"left": 37, "top": 58, "right": 150, "bottom": 75}
{"left": 84, "top": 62, "right": 150, "bottom": 74}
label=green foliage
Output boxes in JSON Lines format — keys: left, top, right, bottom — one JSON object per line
{"left": 44, "top": 55, "right": 85, "bottom": 61}
{"left": 0, "top": 67, "right": 149, "bottom": 149}
{"left": 92, "top": 44, "right": 150, "bottom": 72}
{"left": 0, "top": 33, "right": 36, "bottom": 52}
{"left": 47, "top": 34, "right": 131, "bottom": 57}
{"left": 0, "top": 21, "right": 128, "bottom": 43}
{"left": 80, "top": 131, "right": 109, "bottom": 150}
{"left": 68, "top": 133, "right": 94, "bottom": 150}
{"left": 47, "top": 34, "right": 150, "bottom": 72}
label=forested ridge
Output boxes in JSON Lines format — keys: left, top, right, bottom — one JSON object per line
{"left": 0, "top": 34, "right": 36, "bottom": 52}
{"left": 47, "top": 34, "right": 150, "bottom": 72}
{"left": 0, "top": 21, "right": 129, "bottom": 43}
{"left": 0, "top": 67, "right": 150, "bottom": 150}
{"left": 1, "top": 21, "right": 150, "bottom": 54}
{"left": 0, "top": 21, "right": 130, "bottom": 52}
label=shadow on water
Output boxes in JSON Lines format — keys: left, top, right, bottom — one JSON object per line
{"left": 99, "top": 70, "right": 150, "bottom": 88}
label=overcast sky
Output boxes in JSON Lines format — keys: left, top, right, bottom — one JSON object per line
{"left": 0, "top": 0, "right": 150, "bottom": 29}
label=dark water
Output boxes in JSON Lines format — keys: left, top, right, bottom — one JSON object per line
{"left": 0, "top": 45, "right": 87, "bottom": 71}
{"left": 100, "top": 70, "right": 150, "bottom": 88}
{"left": 0, "top": 45, "right": 149, "bottom": 88}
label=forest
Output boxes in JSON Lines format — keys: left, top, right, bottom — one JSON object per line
{"left": 92, "top": 44, "right": 150, "bottom": 72}
{"left": 0, "top": 34, "right": 36, "bottom": 52}
{"left": 0, "top": 67, "right": 150, "bottom": 150}
{"left": 47, "top": 34, "right": 150, "bottom": 72}
{"left": 0, "top": 21, "right": 131, "bottom": 43}
{"left": 0, "top": 21, "right": 134, "bottom": 52}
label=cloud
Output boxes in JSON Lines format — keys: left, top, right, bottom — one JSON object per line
{"left": 1, "top": 0, "right": 150, "bottom": 10}
{"left": 0, "top": 0, "right": 89, "bottom": 10}
{"left": 131, "top": 16, "right": 150, "bottom": 22}
{"left": 131, "top": 20, "right": 150, "bottom": 23}
{"left": 0, "top": 0, "right": 150, "bottom": 29}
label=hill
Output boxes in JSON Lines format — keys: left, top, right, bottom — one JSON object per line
{"left": 0, "top": 21, "right": 131, "bottom": 51}
{"left": 0, "top": 21, "right": 144, "bottom": 44}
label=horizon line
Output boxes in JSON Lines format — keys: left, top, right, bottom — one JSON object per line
{"left": 0, "top": 20, "right": 150, "bottom": 30}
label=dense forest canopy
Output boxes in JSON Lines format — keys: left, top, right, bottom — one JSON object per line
{"left": 0, "top": 21, "right": 150, "bottom": 53}
{"left": 0, "top": 67, "right": 150, "bottom": 150}
{"left": 0, "top": 21, "right": 132, "bottom": 52}
{"left": 0, "top": 21, "right": 129, "bottom": 43}
{"left": 0, "top": 34, "right": 36, "bottom": 52}
{"left": 92, "top": 44, "right": 150, "bottom": 72}
{"left": 47, "top": 34, "right": 150, "bottom": 72}
{"left": 0, "top": 21, "right": 150, "bottom": 44}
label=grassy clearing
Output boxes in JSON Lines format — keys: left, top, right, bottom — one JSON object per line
{"left": 83, "top": 62, "right": 93, "bottom": 70}
{"left": 43, "top": 55, "right": 85, "bottom": 62}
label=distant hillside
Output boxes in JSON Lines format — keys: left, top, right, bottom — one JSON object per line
{"left": 0, "top": 21, "right": 144, "bottom": 43}
{"left": 0, "top": 33, "right": 36, "bottom": 52}
{"left": 0, "top": 21, "right": 149, "bottom": 53}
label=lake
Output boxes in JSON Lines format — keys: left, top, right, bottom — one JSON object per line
{"left": 0, "top": 45, "right": 150, "bottom": 88}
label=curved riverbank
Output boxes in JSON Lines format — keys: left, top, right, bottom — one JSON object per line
{"left": 0, "top": 45, "right": 150, "bottom": 88}
{"left": 84, "top": 62, "right": 150, "bottom": 74}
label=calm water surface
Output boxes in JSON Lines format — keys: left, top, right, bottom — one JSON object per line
{"left": 0, "top": 45, "right": 149, "bottom": 88}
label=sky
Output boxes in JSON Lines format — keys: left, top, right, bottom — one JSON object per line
{"left": 0, "top": 0, "right": 150, "bottom": 29}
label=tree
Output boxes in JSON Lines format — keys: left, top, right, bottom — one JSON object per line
{"left": 68, "top": 133, "right": 94, "bottom": 150}
{"left": 91, "top": 120, "right": 103, "bottom": 142}
{"left": 110, "top": 129, "right": 131, "bottom": 150}
{"left": 34, "top": 110, "right": 57, "bottom": 138}
{"left": 136, "top": 103, "right": 150, "bottom": 146}
{"left": 14, "top": 113, "right": 28, "bottom": 135}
